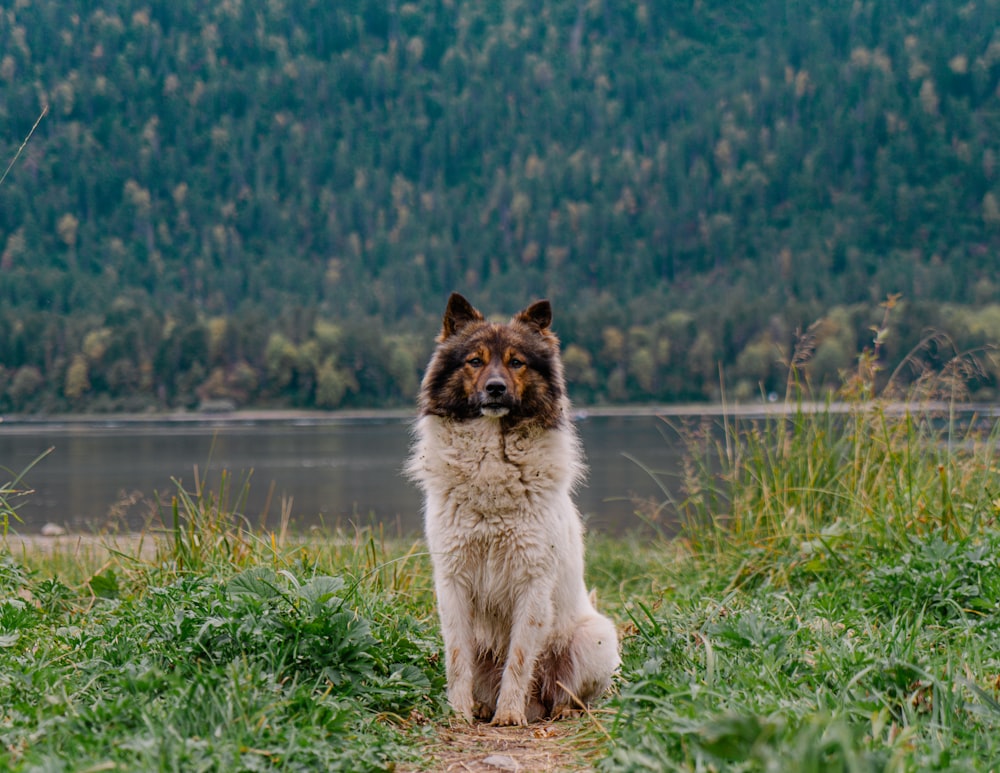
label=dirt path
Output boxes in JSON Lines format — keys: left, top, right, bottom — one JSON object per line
{"left": 399, "top": 718, "right": 607, "bottom": 772}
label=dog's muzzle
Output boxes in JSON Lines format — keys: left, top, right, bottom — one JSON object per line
{"left": 478, "top": 378, "right": 512, "bottom": 417}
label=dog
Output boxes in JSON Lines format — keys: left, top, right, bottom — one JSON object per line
{"left": 406, "top": 293, "right": 619, "bottom": 726}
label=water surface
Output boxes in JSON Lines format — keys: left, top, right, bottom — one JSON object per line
{"left": 0, "top": 414, "right": 686, "bottom": 536}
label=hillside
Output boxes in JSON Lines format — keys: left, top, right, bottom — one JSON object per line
{"left": 1, "top": 0, "right": 999, "bottom": 411}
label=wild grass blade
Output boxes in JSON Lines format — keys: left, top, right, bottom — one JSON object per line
{"left": 0, "top": 105, "right": 48, "bottom": 188}
{"left": 1, "top": 446, "right": 54, "bottom": 536}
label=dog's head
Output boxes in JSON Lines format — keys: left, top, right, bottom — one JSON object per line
{"left": 419, "top": 293, "right": 566, "bottom": 428}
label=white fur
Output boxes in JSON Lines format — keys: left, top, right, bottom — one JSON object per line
{"left": 406, "top": 408, "right": 620, "bottom": 726}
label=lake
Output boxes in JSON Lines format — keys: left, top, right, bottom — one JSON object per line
{"left": 0, "top": 412, "right": 691, "bottom": 537}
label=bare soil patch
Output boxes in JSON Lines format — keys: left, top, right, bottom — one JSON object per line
{"left": 398, "top": 718, "right": 604, "bottom": 772}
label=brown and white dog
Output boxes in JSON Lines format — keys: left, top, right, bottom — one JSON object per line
{"left": 406, "top": 293, "right": 619, "bottom": 726}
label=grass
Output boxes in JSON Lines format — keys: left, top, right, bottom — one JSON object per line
{"left": 1, "top": 523, "right": 443, "bottom": 772}
{"left": 599, "top": 316, "right": 1000, "bottom": 772}
{"left": 3, "top": 321, "right": 1000, "bottom": 770}
{"left": 602, "top": 528, "right": 1000, "bottom": 772}
{"left": 1, "top": 447, "right": 52, "bottom": 537}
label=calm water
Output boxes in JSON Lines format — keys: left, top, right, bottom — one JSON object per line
{"left": 0, "top": 414, "right": 687, "bottom": 537}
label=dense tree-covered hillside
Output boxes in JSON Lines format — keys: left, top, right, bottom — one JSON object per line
{"left": 1, "top": 0, "right": 999, "bottom": 412}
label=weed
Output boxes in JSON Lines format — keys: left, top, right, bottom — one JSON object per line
{"left": 159, "top": 467, "right": 259, "bottom": 573}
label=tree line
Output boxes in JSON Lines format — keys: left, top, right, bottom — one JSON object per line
{"left": 0, "top": 0, "right": 998, "bottom": 412}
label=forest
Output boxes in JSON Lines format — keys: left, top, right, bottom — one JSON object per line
{"left": 1, "top": 0, "right": 999, "bottom": 412}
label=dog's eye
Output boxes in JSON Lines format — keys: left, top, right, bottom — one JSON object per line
{"left": 467, "top": 357, "right": 484, "bottom": 367}
{"left": 508, "top": 358, "right": 525, "bottom": 369}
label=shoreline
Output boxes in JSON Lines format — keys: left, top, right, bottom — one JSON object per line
{"left": 3, "top": 532, "right": 163, "bottom": 560}
{"left": 2, "top": 529, "right": 395, "bottom": 559}
{"left": 0, "top": 399, "right": 990, "bottom": 431}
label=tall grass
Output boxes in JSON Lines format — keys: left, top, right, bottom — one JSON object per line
{"left": 160, "top": 466, "right": 260, "bottom": 572}
{"left": 665, "top": 306, "right": 999, "bottom": 574}
{"left": 670, "top": 397, "right": 998, "bottom": 568}
{"left": 605, "top": 307, "right": 1000, "bottom": 771}
{"left": 0, "top": 106, "right": 47, "bottom": 188}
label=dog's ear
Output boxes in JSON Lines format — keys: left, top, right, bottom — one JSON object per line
{"left": 516, "top": 300, "right": 552, "bottom": 332}
{"left": 441, "top": 293, "right": 484, "bottom": 339}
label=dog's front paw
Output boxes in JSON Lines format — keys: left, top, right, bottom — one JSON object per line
{"left": 448, "top": 692, "right": 476, "bottom": 723}
{"left": 450, "top": 706, "right": 474, "bottom": 723}
{"left": 490, "top": 704, "right": 528, "bottom": 727}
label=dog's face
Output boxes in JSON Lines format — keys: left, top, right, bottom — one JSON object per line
{"left": 419, "top": 293, "right": 566, "bottom": 428}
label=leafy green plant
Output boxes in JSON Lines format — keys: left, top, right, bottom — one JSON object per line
{"left": 604, "top": 559, "right": 1000, "bottom": 771}
{"left": 865, "top": 534, "right": 1000, "bottom": 625}
{"left": 0, "top": 454, "right": 453, "bottom": 772}
{"left": 0, "top": 554, "right": 441, "bottom": 771}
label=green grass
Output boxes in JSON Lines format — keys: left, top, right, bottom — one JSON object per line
{"left": 598, "top": 326, "right": 1000, "bottom": 771}
{"left": 3, "top": 337, "right": 1000, "bottom": 770}
{"left": 601, "top": 526, "right": 1000, "bottom": 772}
{"left": 0, "top": 524, "right": 443, "bottom": 772}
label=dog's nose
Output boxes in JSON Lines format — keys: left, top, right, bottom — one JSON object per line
{"left": 485, "top": 379, "right": 507, "bottom": 398}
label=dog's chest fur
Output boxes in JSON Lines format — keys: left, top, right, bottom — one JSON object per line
{"left": 408, "top": 415, "right": 585, "bottom": 599}
{"left": 409, "top": 416, "right": 582, "bottom": 515}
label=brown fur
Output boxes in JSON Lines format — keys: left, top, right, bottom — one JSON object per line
{"left": 419, "top": 293, "right": 565, "bottom": 429}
